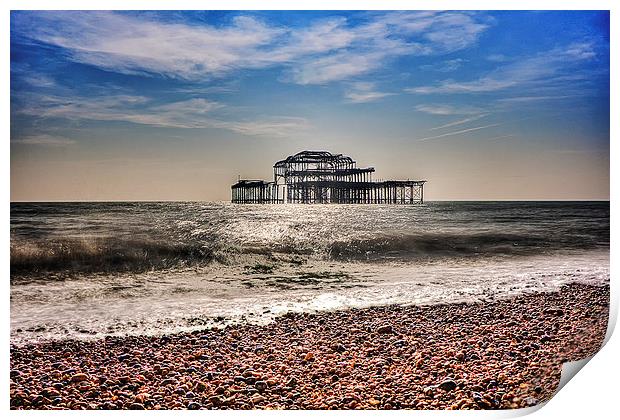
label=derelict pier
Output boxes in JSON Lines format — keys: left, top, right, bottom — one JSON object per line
{"left": 231, "top": 151, "right": 426, "bottom": 204}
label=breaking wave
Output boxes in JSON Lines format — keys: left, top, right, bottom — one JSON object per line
{"left": 10, "top": 237, "right": 216, "bottom": 276}
{"left": 327, "top": 232, "right": 551, "bottom": 260}
{"left": 10, "top": 231, "right": 594, "bottom": 277}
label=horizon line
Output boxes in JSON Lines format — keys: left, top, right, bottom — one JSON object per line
{"left": 10, "top": 199, "right": 611, "bottom": 204}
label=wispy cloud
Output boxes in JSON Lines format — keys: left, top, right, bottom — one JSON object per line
{"left": 408, "top": 43, "right": 597, "bottom": 94}
{"left": 344, "top": 82, "right": 393, "bottom": 103}
{"left": 419, "top": 58, "right": 466, "bottom": 73}
{"left": 286, "top": 12, "right": 489, "bottom": 85}
{"left": 16, "top": 93, "right": 309, "bottom": 137}
{"left": 414, "top": 123, "right": 500, "bottom": 142}
{"left": 415, "top": 104, "right": 484, "bottom": 115}
{"left": 428, "top": 114, "right": 488, "bottom": 131}
{"left": 288, "top": 51, "right": 388, "bottom": 85}
{"left": 11, "top": 134, "right": 76, "bottom": 146}
{"left": 12, "top": 11, "right": 491, "bottom": 85}
{"left": 213, "top": 117, "right": 311, "bottom": 137}
{"left": 497, "top": 95, "right": 576, "bottom": 103}
{"left": 482, "top": 134, "right": 516, "bottom": 142}
{"left": 486, "top": 54, "right": 508, "bottom": 62}
{"left": 409, "top": 79, "right": 514, "bottom": 94}
{"left": 381, "top": 11, "right": 490, "bottom": 54}
{"left": 13, "top": 13, "right": 285, "bottom": 80}
{"left": 20, "top": 74, "right": 57, "bottom": 88}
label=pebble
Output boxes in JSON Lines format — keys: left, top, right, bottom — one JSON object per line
{"left": 70, "top": 373, "right": 88, "bottom": 382}
{"left": 9, "top": 283, "right": 608, "bottom": 411}
{"left": 438, "top": 379, "right": 458, "bottom": 392}
{"left": 187, "top": 401, "right": 201, "bottom": 410}
{"left": 252, "top": 395, "right": 265, "bottom": 404}
{"left": 544, "top": 308, "right": 565, "bottom": 316}
{"left": 334, "top": 343, "right": 347, "bottom": 352}
{"left": 118, "top": 354, "right": 131, "bottom": 362}
{"left": 377, "top": 325, "right": 393, "bottom": 334}
{"left": 209, "top": 395, "right": 224, "bottom": 406}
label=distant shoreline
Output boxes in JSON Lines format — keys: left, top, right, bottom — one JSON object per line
{"left": 10, "top": 283, "right": 608, "bottom": 410}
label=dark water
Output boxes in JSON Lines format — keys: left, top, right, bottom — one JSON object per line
{"left": 10, "top": 201, "right": 609, "bottom": 276}
{"left": 10, "top": 201, "right": 609, "bottom": 344}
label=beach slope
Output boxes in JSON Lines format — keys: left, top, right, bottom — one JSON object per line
{"left": 10, "top": 283, "right": 608, "bottom": 410}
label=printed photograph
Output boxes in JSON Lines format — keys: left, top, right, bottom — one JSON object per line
{"left": 10, "top": 10, "right": 610, "bottom": 410}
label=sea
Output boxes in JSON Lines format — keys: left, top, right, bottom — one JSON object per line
{"left": 10, "top": 201, "right": 609, "bottom": 345}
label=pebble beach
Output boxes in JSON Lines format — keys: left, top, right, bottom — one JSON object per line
{"left": 10, "top": 283, "right": 609, "bottom": 410}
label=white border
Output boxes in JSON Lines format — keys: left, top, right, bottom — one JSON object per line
{"left": 3, "top": 1, "right": 616, "bottom": 419}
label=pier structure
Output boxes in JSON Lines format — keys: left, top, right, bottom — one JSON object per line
{"left": 231, "top": 151, "right": 425, "bottom": 204}
{"left": 230, "top": 180, "right": 284, "bottom": 204}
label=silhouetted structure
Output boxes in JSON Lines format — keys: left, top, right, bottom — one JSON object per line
{"left": 231, "top": 151, "right": 426, "bottom": 204}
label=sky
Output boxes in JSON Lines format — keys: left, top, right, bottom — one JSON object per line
{"left": 10, "top": 10, "right": 610, "bottom": 201}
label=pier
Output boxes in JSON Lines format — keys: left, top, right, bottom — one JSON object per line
{"left": 231, "top": 151, "right": 426, "bottom": 204}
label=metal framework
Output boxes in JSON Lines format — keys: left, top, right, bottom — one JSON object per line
{"left": 231, "top": 150, "right": 426, "bottom": 204}
{"left": 230, "top": 180, "right": 284, "bottom": 204}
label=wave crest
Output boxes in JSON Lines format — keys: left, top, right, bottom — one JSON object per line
{"left": 328, "top": 233, "right": 548, "bottom": 260}
{"left": 11, "top": 237, "right": 215, "bottom": 276}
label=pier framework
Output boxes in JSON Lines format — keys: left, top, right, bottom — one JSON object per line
{"left": 231, "top": 151, "right": 426, "bottom": 204}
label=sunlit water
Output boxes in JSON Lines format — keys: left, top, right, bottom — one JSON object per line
{"left": 10, "top": 202, "right": 609, "bottom": 345}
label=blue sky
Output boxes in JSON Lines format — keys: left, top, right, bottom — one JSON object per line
{"left": 10, "top": 10, "right": 610, "bottom": 200}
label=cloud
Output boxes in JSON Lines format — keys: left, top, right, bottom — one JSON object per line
{"left": 119, "top": 99, "right": 224, "bottom": 128}
{"left": 497, "top": 95, "right": 576, "bottom": 103}
{"left": 414, "top": 104, "right": 484, "bottom": 115}
{"left": 12, "top": 13, "right": 285, "bottom": 80}
{"left": 381, "top": 11, "right": 490, "bottom": 54}
{"left": 344, "top": 91, "right": 392, "bottom": 104}
{"left": 408, "top": 43, "right": 597, "bottom": 94}
{"left": 213, "top": 117, "right": 311, "bottom": 137}
{"left": 12, "top": 11, "right": 491, "bottom": 85}
{"left": 11, "top": 63, "right": 59, "bottom": 89}
{"left": 20, "top": 75, "right": 57, "bottom": 88}
{"left": 19, "top": 94, "right": 220, "bottom": 128}
{"left": 288, "top": 51, "right": 387, "bottom": 85}
{"left": 272, "top": 17, "right": 358, "bottom": 58}
{"left": 419, "top": 58, "right": 465, "bottom": 72}
{"left": 16, "top": 93, "right": 308, "bottom": 137}
{"left": 414, "top": 123, "right": 500, "bottom": 142}
{"left": 486, "top": 54, "right": 508, "bottom": 62}
{"left": 483, "top": 134, "right": 516, "bottom": 142}
{"left": 284, "top": 12, "right": 489, "bottom": 85}
{"left": 428, "top": 114, "right": 489, "bottom": 131}
{"left": 409, "top": 78, "right": 514, "bottom": 94}
{"left": 344, "top": 82, "right": 393, "bottom": 103}
{"left": 11, "top": 134, "right": 76, "bottom": 146}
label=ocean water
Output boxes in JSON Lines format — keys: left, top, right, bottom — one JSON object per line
{"left": 10, "top": 201, "right": 609, "bottom": 345}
